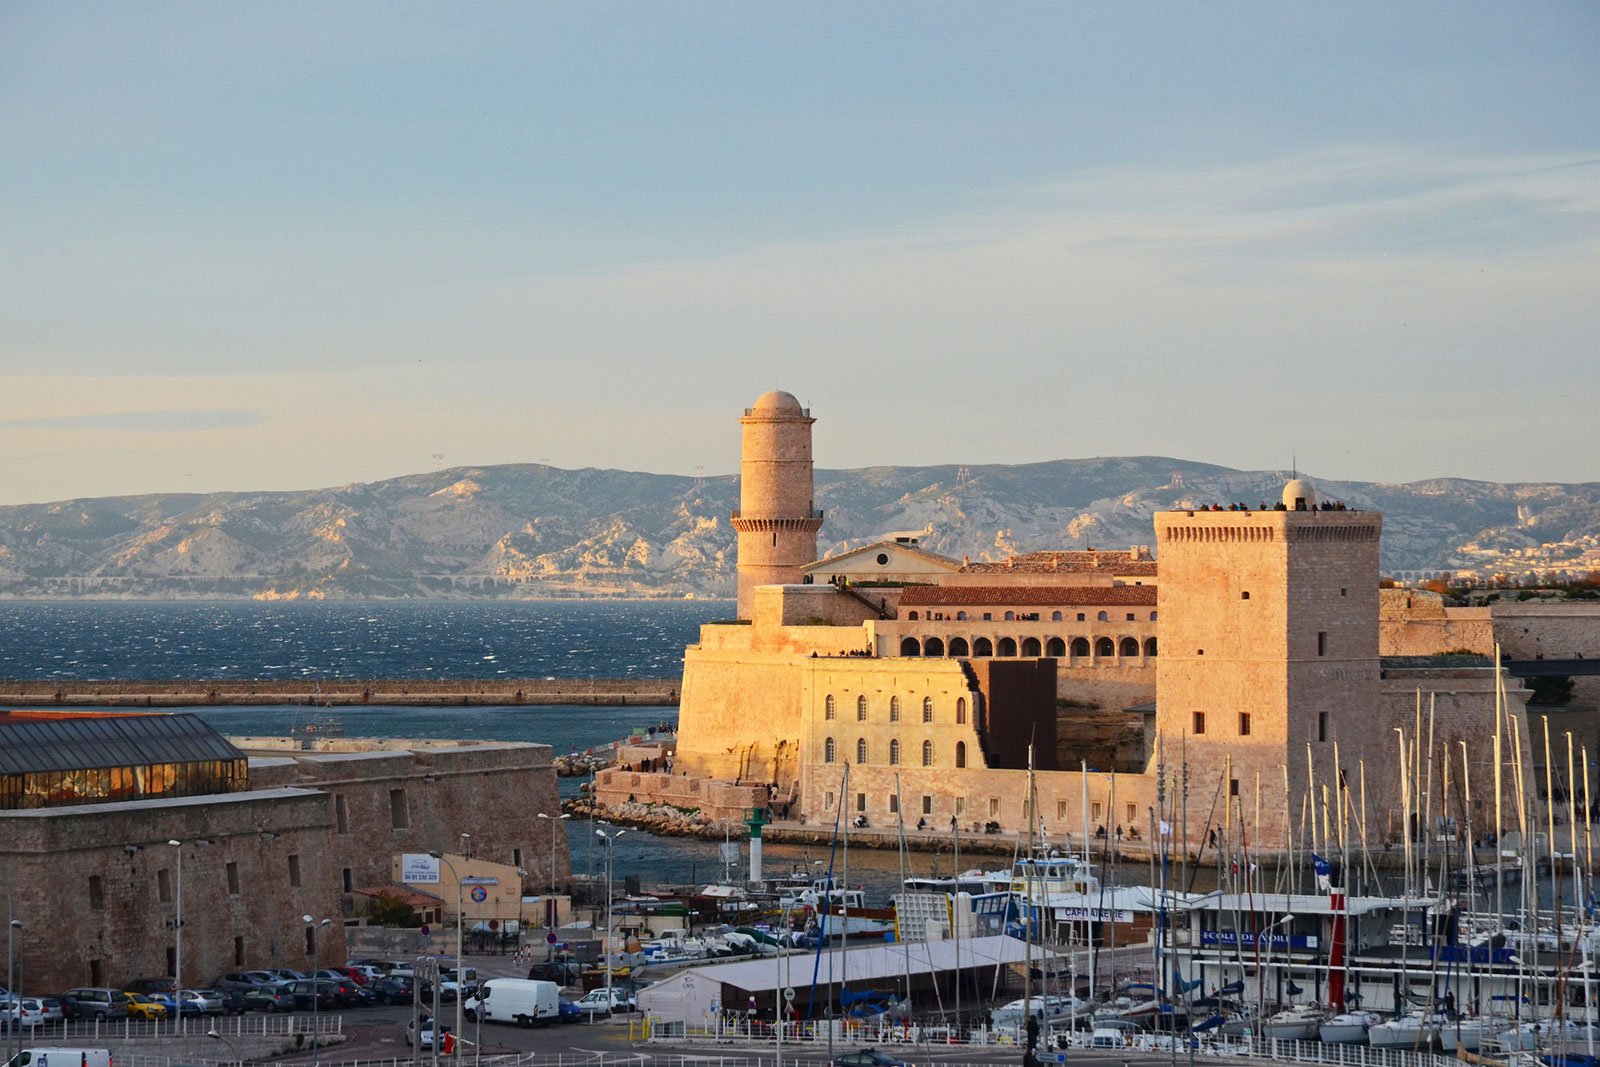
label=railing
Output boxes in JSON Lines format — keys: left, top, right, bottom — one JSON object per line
{"left": 15, "top": 1011, "right": 342, "bottom": 1043}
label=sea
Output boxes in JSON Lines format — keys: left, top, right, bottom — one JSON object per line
{"left": 0, "top": 600, "right": 962, "bottom": 899}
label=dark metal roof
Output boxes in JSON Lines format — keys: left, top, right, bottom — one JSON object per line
{"left": 0, "top": 712, "right": 244, "bottom": 776}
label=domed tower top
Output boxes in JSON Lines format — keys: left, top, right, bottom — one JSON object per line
{"left": 1282, "top": 477, "right": 1318, "bottom": 511}
{"left": 748, "top": 390, "right": 806, "bottom": 417}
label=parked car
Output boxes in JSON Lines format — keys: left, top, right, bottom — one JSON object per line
{"left": 119, "top": 992, "right": 169, "bottom": 1021}
{"left": 125, "top": 977, "right": 177, "bottom": 996}
{"left": 283, "top": 979, "right": 339, "bottom": 1012}
{"left": 175, "top": 989, "right": 225, "bottom": 1015}
{"left": 210, "top": 971, "right": 283, "bottom": 993}
{"left": 37, "top": 996, "right": 68, "bottom": 1023}
{"left": 268, "top": 969, "right": 307, "bottom": 983}
{"left": 526, "top": 961, "right": 581, "bottom": 985}
{"left": 405, "top": 1014, "right": 452, "bottom": 1049}
{"left": 1, "top": 996, "right": 46, "bottom": 1031}
{"left": 340, "top": 965, "right": 383, "bottom": 983}
{"left": 833, "top": 1050, "right": 910, "bottom": 1067}
{"left": 238, "top": 984, "right": 295, "bottom": 1013}
{"left": 60, "top": 989, "right": 129, "bottom": 1019}
{"left": 557, "top": 998, "right": 582, "bottom": 1023}
{"left": 369, "top": 976, "right": 419, "bottom": 1005}
{"left": 572, "top": 987, "right": 635, "bottom": 1016}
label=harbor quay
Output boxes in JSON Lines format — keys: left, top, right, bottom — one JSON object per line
{"left": 0, "top": 675, "right": 680, "bottom": 707}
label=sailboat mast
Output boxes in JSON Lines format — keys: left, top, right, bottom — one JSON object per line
{"left": 1495, "top": 645, "right": 1506, "bottom": 932}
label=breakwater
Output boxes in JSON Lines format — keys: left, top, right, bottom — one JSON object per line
{"left": 0, "top": 677, "right": 679, "bottom": 708}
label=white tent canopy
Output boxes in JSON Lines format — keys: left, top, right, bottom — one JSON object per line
{"left": 638, "top": 934, "right": 1058, "bottom": 1025}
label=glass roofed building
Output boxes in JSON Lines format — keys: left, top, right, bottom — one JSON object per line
{"left": 0, "top": 710, "right": 248, "bottom": 810}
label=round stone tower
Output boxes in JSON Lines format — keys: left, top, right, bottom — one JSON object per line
{"left": 731, "top": 390, "right": 823, "bottom": 619}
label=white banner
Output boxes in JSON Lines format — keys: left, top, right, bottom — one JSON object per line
{"left": 401, "top": 853, "right": 441, "bottom": 884}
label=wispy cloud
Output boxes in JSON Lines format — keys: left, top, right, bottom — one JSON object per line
{"left": 0, "top": 409, "right": 262, "bottom": 433}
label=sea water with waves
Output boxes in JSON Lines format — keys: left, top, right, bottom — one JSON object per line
{"left": 0, "top": 600, "right": 959, "bottom": 898}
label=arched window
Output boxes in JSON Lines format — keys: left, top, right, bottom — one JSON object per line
{"left": 1120, "top": 637, "right": 1140, "bottom": 657}
{"left": 921, "top": 697, "right": 934, "bottom": 723}
{"left": 924, "top": 637, "right": 945, "bottom": 657}
{"left": 1150, "top": 611, "right": 1158, "bottom": 621}
{"left": 856, "top": 695, "right": 868, "bottom": 721}
{"left": 955, "top": 741, "right": 967, "bottom": 768}
{"left": 824, "top": 737, "right": 836, "bottom": 763}
{"left": 900, "top": 637, "right": 921, "bottom": 657}
{"left": 1051, "top": 611, "right": 1063, "bottom": 622}
{"left": 1003, "top": 611, "right": 1015, "bottom": 621}
{"left": 889, "top": 696, "right": 901, "bottom": 722}
{"left": 997, "top": 637, "right": 1017, "bottom": 657}
{"left": 973, "top": 637, "right": 993, "bottom": 657}
{"left": 1097, "top": 610, "right": 1109, "bottom": 622}
{"left": 922, "top": 740, "right": 934, "bottom": 766}
{"left": 1046, "top": 637, "right": 1066, "bottom": 657}
{"left": 889, "top": 739, "right": 900, "bottom": 766}
{"left": 1096, "top": 637, "right": 1115, "bottom": 657}
{"left": 949, "top": 637, "right": 970, "bottom": 656}
{"left": 907, "top": 611, "right": 919, "bottom": 621}
{"left": 1021, "top": 637, "right": 1041, "bottom": 657}
{"left": 856, "top": 738, "right": 868, "bottom": 765}
{"left": 955, "top": 611, "right": 967, "bottom": 621}
{"left": 956, "top": 698, "right": 967, "bottom": 724}
{"left": 1070, "top": 637, "right": 1090, "bottom": 657}
{"left": 1145, "top": 637, "right": 1158, "bottom": 657}
{"left": 825, "top": 695, "right": 836, "bottom": 720}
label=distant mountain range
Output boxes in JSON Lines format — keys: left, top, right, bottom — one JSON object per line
{"left": 1, "top": 458, "right": 1596, "bottom": 599}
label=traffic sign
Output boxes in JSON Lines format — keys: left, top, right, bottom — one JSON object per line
{"left": 783, "top": 987, "right": 796, "bottom": 1002}
{"left": 546, "top": 932, "right": 558, "bottom": 944}
{"left": 419, "top": 924, "right": 431, "bottom": 936}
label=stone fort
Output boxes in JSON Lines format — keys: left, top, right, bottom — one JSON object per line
{"left": 597, "top": 392, "right": 1597, "bottom": 853}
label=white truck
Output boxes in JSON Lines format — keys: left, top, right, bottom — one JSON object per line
{"left": 464, "top": 978, "right": 560, "bottom": 1027}
{"left": 7, "top": 1052, "right": 114, "bottom": 1067}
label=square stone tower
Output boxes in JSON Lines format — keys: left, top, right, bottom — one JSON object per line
{"left": 1153, "top": 481, "right": 1383, "bottom": 842}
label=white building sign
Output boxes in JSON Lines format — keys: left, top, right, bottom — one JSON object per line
{"left": 401, "top": 853, "right": 441, "bottom": 884}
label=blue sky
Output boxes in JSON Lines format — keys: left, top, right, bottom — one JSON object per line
{"left": 2, "top": 3, "right": 1596, "bottom": 505}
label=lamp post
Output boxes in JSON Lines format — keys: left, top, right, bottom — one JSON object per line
{"left": 536, "top": 812, "right": 570, "bottom": 959}
{"left": 302, "top": 915, "right": 332, "bottom": 1065}
{"left": 168, "top": 839, "right": 182, "bottom": 1035}
{"left": 428, "top": 850, "right": 465, "bottom": 1052}
{"left": 595, "top": 828, "right": 625, "bottom": 1013}
{"left": 7, "top": 917, "right": 21, "bottom": 1065}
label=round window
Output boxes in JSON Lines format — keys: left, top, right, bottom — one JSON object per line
{"left": 876, "top": 553, "right": 889, "bottom": 566}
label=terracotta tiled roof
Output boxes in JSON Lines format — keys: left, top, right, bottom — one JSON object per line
{"left": 353, "top": 884, "right": 442, "bottom": 908}
{"left": 900, "top": 585, "right": 1158, "bottom": 607}
{"left": 961, "top": 550, "right": 1157, "bottom": 575}
{"left": 804, "top": 540, "right": 962, "bottom": 571}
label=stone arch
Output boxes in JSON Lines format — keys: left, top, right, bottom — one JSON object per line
{"left": 948, "top": 636, "right": 970, "bottom": 656}
{"left": 1096, "top": 636, "right": 1115, "bottom": 657}
{"left": 1071, "top": 637, "right": 1091, "bottom": 657}
{"left": 900, "top": 637, "right": 921, "bottom": 657}
{"left": 924, "top": 637, "right": 946, "bottom": 657}
{"left": 1120, "top": 636, "right": 1140, "bottom": 657}
{"left": 922, "top": 740, "right": 934, "bottom": 766}
{"left": 1046, "top": 637, "right": 1066, "bottom": 657}
{"left": 1021, "top": 637, "right": 1042, "bottom": 657}
{"left": 1145, "top": 637, "right": 1158, "bottom": 657}
{"left": 973, "top": 637, "right": 994, "bottom": 657}
{"left": 856, "top": 738, "right": 868, "bottom": 764}
{"left": 955, "top": 740, "right": 967, "bottom": 768}
{"left": 997, "top": 637, "right": 1018, "bottom": 657}
{"left": 856, "top": 695, "right": 868, "bottom": 721}
{"left": 824, "top": 737, "right": 836, "bottom": 763}
{"left": 922, "top": 697, "right": 934, "bottom": 723}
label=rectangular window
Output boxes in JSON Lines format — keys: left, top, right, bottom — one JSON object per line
{"left": 1192, "top": 711, "right": 1206, "bottom": 735}
{"left": 1238, "top": 712, "right": 1252, "bottom": 737}
{"left": 888, "top": 794, "right": 898, "bottom": 814}
{"left": 1126, "top": 612, "right": 1135, "bottom": 621}
{"left": 954, "top": 797, "right": 965, "bottom": 815}
{"left": 1057, "top": 800, "right": 1068, "bottom": 819}
{"left": 226, "top": 861, "right": 241, "bottom": 895}
{"left": 90, "top": 959, "right": 104, "bottom": 986}
{"left": 1241, "top": 591, "right": 1250, "bottom": 600}
{"left": 305, "top": 926, "right": 317, "bottom": 957}
{"left": 341, "top": 867, "right": 353, "bottom": 893}
{"left": 167, "top": 946, "right": 177, "bottom": 975}
{"left": 234, "top": 936, "right": 245, "bottom": 966}
{"left": 288, "top": 853, "right": 302, "bottom": 888}
{"left": 1091, "top": 802, "right": 1102, "bottom": 822}
{"left": 825, "top": 791, "right": 835, "bottom": 810}
{"left": 982, "top": 612, "right": 992, "bottom": 621}
{"left": 1126, "top": 803, "right": 1136, "bottom": 824}
{"left": 513, "top": 848, "right": 523, "bottom": 868}
{"left": 335, "top": 794, "right": 349, "bottom": 835}
{"left": 390, "top": 788, "right": 409, "bottom": 830}
{"left": 1229, "top": 779, "right": 1240, "bottom": 798}
{"left": 1318, "top": 711, "right": 1329, "bottom": 743}
{"left": 988, "top": 797, "right": 1000, "bottom": 817}
{"left": 1317, "top": 631, "right": 1328, "bottom": 656}
{"left": 921, "top": 795, "right": 932, "bottom": 815}
{"left": 157, "top": 867, "right": 172, "bottom": 903}
{"left": 1076, "top": 613, "right": 1085, "bottom": 622}
{"left": 89, "top": 875, "right": 104, "bottom": 910}
{"left": 856, "top": 792, "right": 866, "bottom": 813}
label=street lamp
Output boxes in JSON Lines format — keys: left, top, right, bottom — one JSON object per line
{"left": 302, "top": 915, "right": 332, "bottom": 1066}
{"left": 595, "top": 828, "right": 626, "bottom": 1013}
{"left": 168, "top": 839, "right": 183, "bottom": 1035}
{"left": 428, "top": 850, "right": 466, "bottom": 1051}
{"left": 536, "top": 812, "right": 571, "bottom": 958}
{"left": 6, "top": 917, "right": 21, "bottom": 1065}
{"left": 207, "top": 1024, "right": 245, "bottom": 1065}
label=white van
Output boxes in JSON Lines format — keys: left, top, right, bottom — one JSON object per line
{"left": 464, "top": 978, "right": 559, "bottom": 1027}
{"left": 7, "top": 1051, "right": 114, "bottom": 1067}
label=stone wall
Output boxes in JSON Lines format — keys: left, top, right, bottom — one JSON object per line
{"left": 0, "top": 788, "right": 345, "bottom": 993}
{"left": 1379, "top": 589, "right": 1495, "bottom": 656}
{"left": 592, "top": 770, "right": 768, "bottom": 822}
